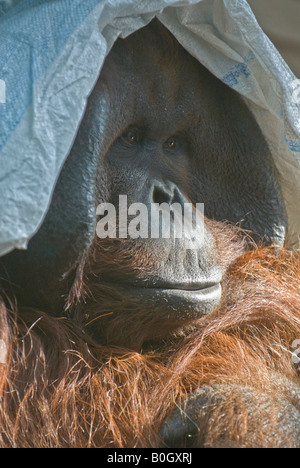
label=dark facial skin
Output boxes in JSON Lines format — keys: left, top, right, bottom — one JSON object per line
{"left": 0, "top": 20, "right": 287, "bottom": 335}
{"left": 83, "top": 19, "right": 287, "bottom": 336}
{"left": 96, "top": 40, "right": 225, "bottom": 323}
{"left": 99, "top": 22, "right": 287, "bottom": 245}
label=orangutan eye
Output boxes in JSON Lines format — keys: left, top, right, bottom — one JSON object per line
{"left": 126, "top": 131, "right": 138, "bottom": 143}
{"left": 119, "top": 128, "right": 141, "bottom": 147}
{"left": 164, "top": 136, "right": 177, "bottom": 150}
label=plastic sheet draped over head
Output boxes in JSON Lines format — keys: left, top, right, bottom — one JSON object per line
{"left": 0, "top": 0, "right": 299, "bottom": 257}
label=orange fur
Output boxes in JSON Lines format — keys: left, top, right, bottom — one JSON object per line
{"left": 0, "top": 228, "right": 299, "bottom": 447}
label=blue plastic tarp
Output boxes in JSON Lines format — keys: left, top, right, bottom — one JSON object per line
{"left": 0, "top": 0, "right": 299, "bottom": 255}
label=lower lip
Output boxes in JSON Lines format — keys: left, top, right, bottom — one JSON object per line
{"left": 150, "top": 283, "right": 221, "bottom": 303}
{"left": 129, "top": 283, "right": 222, "bottom": 317}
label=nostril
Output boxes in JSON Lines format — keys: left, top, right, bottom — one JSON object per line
{"left": 152, "top": 185, "right": 174, "bottom": 205}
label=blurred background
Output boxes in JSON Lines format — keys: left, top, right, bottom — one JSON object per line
{"left": 248, "top": 0, "right": 300, "bottom": 77}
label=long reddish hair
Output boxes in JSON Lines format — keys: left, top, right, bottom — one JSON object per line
{"left": 0, "top": 224, "right": 299, "bottom": 447}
